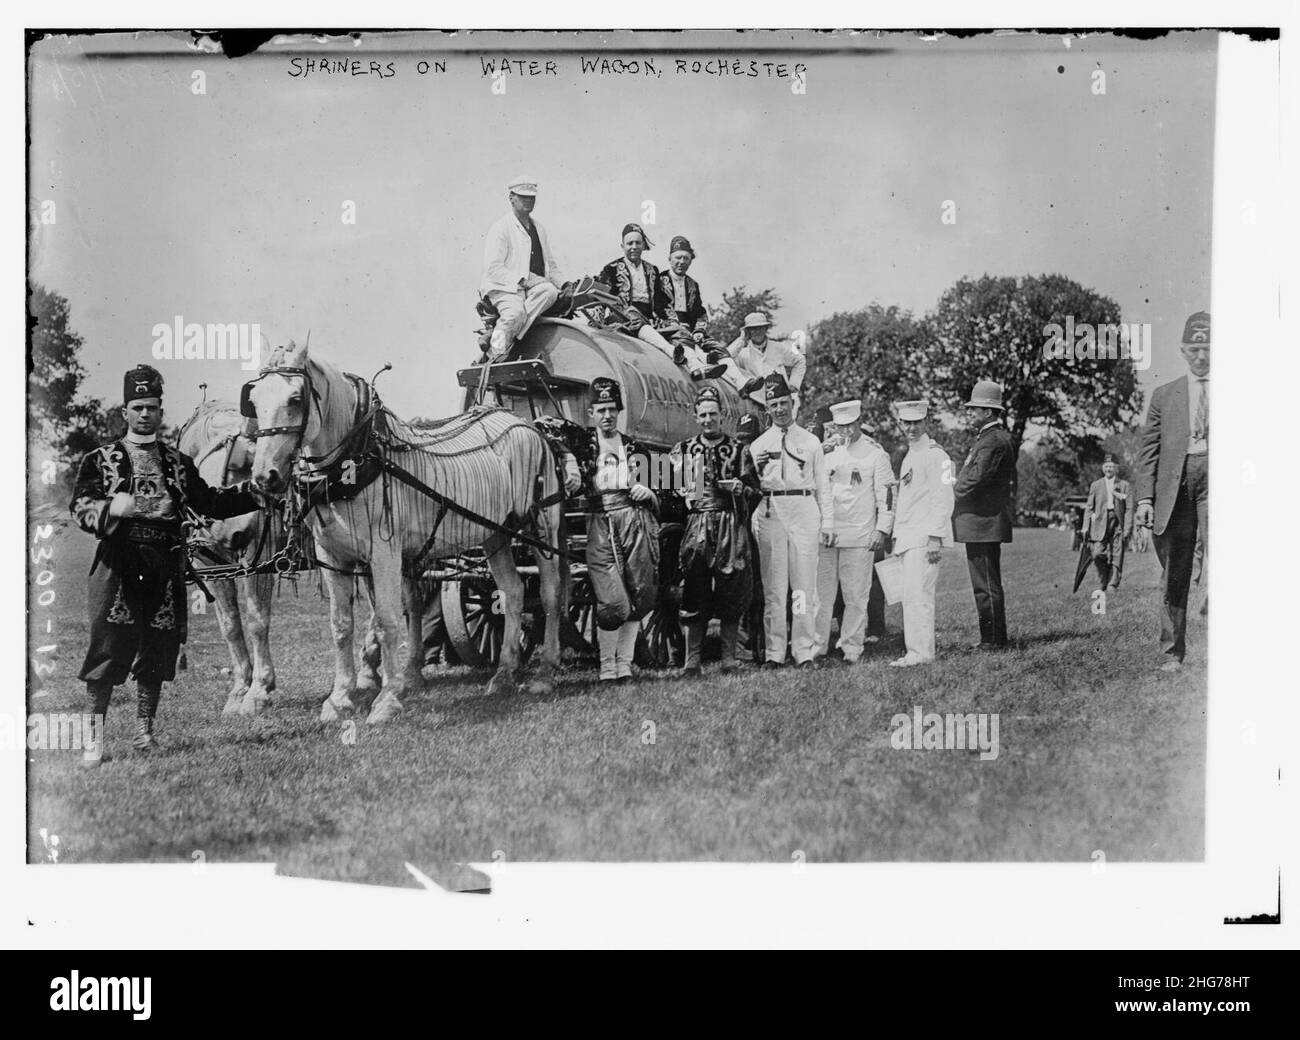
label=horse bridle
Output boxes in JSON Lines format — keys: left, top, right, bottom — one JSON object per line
{"left": 240, "top": 365, "right": 318, "bottom": 448}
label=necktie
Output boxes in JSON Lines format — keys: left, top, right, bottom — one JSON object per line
{"left": 780, "top": 431, "right": 788, "bottom": 484}
{"left": 1194, "top": 379, "right": 1208, "bottom": 442}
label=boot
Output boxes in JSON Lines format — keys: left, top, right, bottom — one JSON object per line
{"left": 680, "top": 618, "right": 705, "bottom": 678}
{"left": 81, "top": 682, "right": 114, "bottom": 769}
{"left": 719, "top": 619, "right": 741, "bottom": 673}
{"left": 597, "top": 626, "right": 619, "bottom": 683}
{"left": 615, "top": 620, "right": 639, "bottom": 680}
{"left": 133, "top": 682, "right": 163, "bottom": 753}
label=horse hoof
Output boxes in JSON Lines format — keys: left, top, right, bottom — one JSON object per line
{"left": 222, "top": 689, "right": 249, "bottom": 716}
{"left": 366, "top": 694, "right": 403, "bottom": 725}
{"left": 239, "top": 693, "right": 272, "bottom": 716}
{"left": 320, "top": 694, "right": 352, "bottom": 723}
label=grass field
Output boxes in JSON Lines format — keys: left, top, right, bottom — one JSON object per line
{"left": 27, "top": 526, "right": 1206, "bottom": 878}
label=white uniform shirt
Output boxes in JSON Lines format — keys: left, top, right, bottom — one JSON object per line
{"left": 823, "top": 436, "right": 895, "bottom": 547}
{"left": 892, "top": 434, "right": 955, "bottom": 554}
{"left": 749, "top": 422, "right": 832, "bottom": 534}
{"left": 480, "top": 212, "right": 561, "bottom": 295}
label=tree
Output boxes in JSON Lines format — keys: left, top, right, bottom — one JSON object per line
{"left": 926, "top": 274, "right": 1145, "bottom": 459}
{"left": 803, "top": 304, "right": 931, "bottom": 452}
{"left": 706, "top": 286, "right": 782, "bottom": 347}
{"left": 28, "top": 282, "right": 119, "bottom": 482}
{"left": 1017, "top": 434, "right": 1084, "bottom": 514}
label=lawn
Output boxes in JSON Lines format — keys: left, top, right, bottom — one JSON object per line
{"left": 27, "top": 525, "right": 1205, "bottom": 878}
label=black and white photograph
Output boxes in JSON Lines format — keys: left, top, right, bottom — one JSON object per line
{"left": 13, "top": 9, "right": 1294, "bottom": 957}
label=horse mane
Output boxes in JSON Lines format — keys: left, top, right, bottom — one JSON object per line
{"left": 177, "top": 399, "right": 245, "bottom": 458}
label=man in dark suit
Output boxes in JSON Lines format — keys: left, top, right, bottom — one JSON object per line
{"left": 952, "top": 380, "right": 1016, "bottom": 649}
{"left": 1081, "top": 454, "right": 1134, "bottom": 593}
{"left": 1135, "top": 311, "right": 1210, "bottom": 672}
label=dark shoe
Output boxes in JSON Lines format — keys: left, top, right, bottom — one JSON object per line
{"left": 673, "top": 344, "right": 687, "bottom": 365}
{"left": 702, "top": 363, "right": 727, "bottom": 380}
{"left": 680, "top": 665, "right": 703, "bottom": 679}
{"left": 616, "top": 674, "right": 633, "bottom": 685}
{"left": 798, "top": 660, "right": 817, "bottom": 671}
{"left": 690, "top": 369, "right": 705, "bottom": 381}
{"left": 760, "top": 659, "right": 783, "bottom": 670}
{"left": 705, "top": 348, "right": 727, "bottom": 364}
{"left": 132, "top": 733, "right": 162, "bottom": 754}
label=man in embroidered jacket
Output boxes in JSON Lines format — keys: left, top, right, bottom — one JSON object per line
{"left": 70, "top": 365, "right": 261, "bottom": 766}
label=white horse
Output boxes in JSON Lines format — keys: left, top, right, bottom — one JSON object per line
{"left": 244, "top": 341, "right": 566, "bottom": 724}
{"left": 178, "top": 402, "right": 278, "bottom": 716}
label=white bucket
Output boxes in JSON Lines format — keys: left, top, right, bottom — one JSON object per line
{"left": 874, "top": 554, "right": 904, "bottom": 605}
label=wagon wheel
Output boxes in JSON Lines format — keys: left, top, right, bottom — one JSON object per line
{"left": 441, "top": 577, "right": 542, "bottom": 669}
{"left": 566, "top": 571, "right": 598, "bottom": 656}
{"left": 635, "top": 521, "right": 684, "bottom": 670}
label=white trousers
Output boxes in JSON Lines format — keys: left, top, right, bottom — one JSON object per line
{"left": 900, "top": 546, "right": 939, "bottom": 662}
{"left": 487, "top": 278, "right": 559, "bottom": 358}
{"left": 597, "top": 620, "right": 640, "bottom": 680}
{"left": 752, "top": 497, "right": 821, "bottom": 664}
{"left": 814, "top": 545, "right": 873, "bottom": 661}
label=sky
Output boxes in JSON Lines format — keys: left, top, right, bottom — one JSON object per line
{"left": 28, "top": 29, "right": 1217, "bottom": 425}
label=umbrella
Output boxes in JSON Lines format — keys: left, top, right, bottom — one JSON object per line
{"left": 1072, "top": 534, "right": 1095, "bottom": 593}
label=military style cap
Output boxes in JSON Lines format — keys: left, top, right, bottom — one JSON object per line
{"left": 669, "top": 235, "right": 695, "bottom": 257}
{"left": 830, "top": 400, "right": 862, "bottom": 425}
{"left": 893, "top": 399, "right": 929, "bottom": 421}
{"left": 1182, "top": 311, "right": 1210, "bottom": 345}
{"left": 965, "top": 380, "right": 1004, "bottom": 410}
{"left": 508, "top": 175, "right": 538, "bottom": 196}
{"left": 124, "top": 364, "right": 164, "bottom": 404}
{"left": 590, "top": 376, "right": 623, "bottom": 410}
{"left": 763, "top": 372, "right": 792, "bottom": 402}
{"left": 695, "top": 385, "right": 721, "bottom": 406}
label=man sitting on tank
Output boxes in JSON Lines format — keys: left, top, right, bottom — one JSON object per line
{"left": 655, "top": 235, "right": 728, "bottom": 366}
{"left": 597, "top": 223, "right": 725, "bottom": 382}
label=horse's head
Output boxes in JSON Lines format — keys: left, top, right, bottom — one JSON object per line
{"left": 245, "top": 339, "right": 318, "bottom": 495}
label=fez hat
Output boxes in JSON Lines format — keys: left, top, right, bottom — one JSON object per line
{"left": 590, "top": 377, "right": 624, "bottom": 410}
{"left": 668, "top": 235, "right": 695, "bottom": 257}
{"left": 695, "top": 385, "right": 721, "bottom": 406}
{"left": 124, "top": 364, "right": 164, "bottom": 405}
{"left": 764, "top": 372, "right": 792, "bottom": 402}
{"left": 1182, "top": 311, "right": 1210, "bottom": 346}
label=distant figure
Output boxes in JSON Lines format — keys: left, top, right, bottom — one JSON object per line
{"left": 749, "top": 372, "right": 830, "bottom": 669}
{"left": 1135, "top": 311, "right": 1210, "bottom": 672}
{"left": 889, "top": 398, "right": 954, "bottom": 666}
{"left": 479, "top": 175, "right": 562, "bottom": 361}
{"left": 952, "top": 380, "right": 1015, "bottom": 650}
{"left": 726, "top": 312, "right": 806, "bottom": 409}
{"left": 1081, "top": 453, "right": 1134, "bottom": 593}
{"left": 812, "top": 400, "right": 894, "bottom": 665}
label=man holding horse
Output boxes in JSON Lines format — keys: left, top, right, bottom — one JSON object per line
{"left": 70, "top": 365, "right": 263, "bottom": 767}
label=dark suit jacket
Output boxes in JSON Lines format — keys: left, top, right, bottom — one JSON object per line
{"left": 952, "top": 421, "right": 1015, "bottom": 543}
{"left": 1084, "top": 477, "right": 1134, "bottom": 542}
{"left": 1135, "top": 374, "right": 1194, "bottom": 536}
{"left": 597, "top": 258, "right": 671, "bottom": 323}
{"left": 655, "top": 270, "right": 706, "bottom": 332}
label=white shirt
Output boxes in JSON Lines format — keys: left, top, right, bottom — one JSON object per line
{"left": 480, "top": 211, "right": 561, "bottom": 295}
{"left": 1187, "top": 375, "right": 1208, "bottom": 455}
{"left": 892, "top": 434, "right": 955, "bottom": 555}
{"left": 669, "top": 273, "right": 688, "bottom": 312}
{"left": 823, "top": 435, "right": 895, "bottom": 547}
{"left": 592, "top": 434, "right": 631, "bottom": 492}
{"left": 749, "top": 422, "right": 832, "bottom": 533}
{"left": 1104, "top": 476, "right": 1115, "bottom": 511}
{"left": 727, "top": 333, "right": 807, "bottom": 390}
{"left": 627, "top": 261, "right": 650, "bottom": 304}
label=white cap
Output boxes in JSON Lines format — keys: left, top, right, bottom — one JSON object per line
{"left": 894, "top": 400, "right": 929, "bottom": 421}
{"left": 508, "top": 175, "right": 539, "bottom": 196}
{"left": 829, "top": 400, "right": 862, "bottom": 425}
